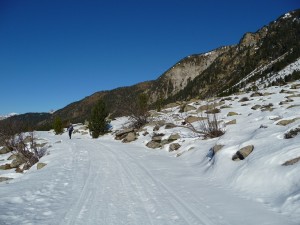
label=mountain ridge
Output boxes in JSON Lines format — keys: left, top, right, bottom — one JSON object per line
{"left": 1, "top": 9, "right": 300, "bottom": 131}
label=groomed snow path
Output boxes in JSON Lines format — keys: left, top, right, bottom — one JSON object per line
{"left": 0, "top": 134, "right": 297, "bottom": 225}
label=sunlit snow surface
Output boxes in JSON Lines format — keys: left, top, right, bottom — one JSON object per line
{"left": 1, "top": 82, "right": 300, "bottom": 225}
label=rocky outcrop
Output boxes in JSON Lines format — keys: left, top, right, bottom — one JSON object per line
{"left": 282, "top": 156, "right": 300, "bottom": 166}
{"left": 168, "top": 134, "right": 180, "bottom": 142}
{"left": 146, "top": 133, "right": 165, "bottom": 149}
{"left": 227, "top": 112, "right": 239, "bottom": 116}
{"left": 0, "top": 164, "right": 11, "bottom": 170}
{"left": 212, "top": 145, "right": 224, "bottom": 154}
{"left": 226, "top": 119, "right": 236, "bottom": 125}
{"left": 197, "top": 103, "right": 222, "bottom": 113}
{"left": 291, "top": 84, "right": 300, "bottom": 89}
{"left": 251, "top": 105, "right": 261, "bottom": 110}
{"left": 206, "top": 145, "right": 224, "bottom": 160}
{"left": 232, "top": 145, "right": 254, "bottom": 161}
{"left": 37, "top": 162, "right": 47, "bottom": 170}
{"left": 165, "top": 123, "right": 176, "bottom": 129}
{"left": 250, "top": 92, "right": 263, "bottom": 97}
{"left": 261, "top": 103, "right": 274, "bottom": 112}
{"left": 10, "top": 153, "right": 28, "bottom": 168}
{"left": 114, "top": 127, "right": 139, "bottom": 143}
{"left": 239, "top": 28, "right": 267, "bottom": 47}
{"left": 183, "top": 104, "right": 196, "bottom": 112}
{"left": 276, "top": 118, "right": 300, "bottom": 126}
{"left": 146, "top": 141, "right": 161, "bottom": 149}
{"left": 169, "top": 143, "right": 181, "bottom": 152}
{"left": 0, "top": 177, "right": 13, "bottom": 182}
{"left": 115, "top": 128, "right": 134, "bottom": 140}
{"left": 150, "top": 47, "right": 229, "bottom": 102}
{"left": 185, "top": 116, "right": 206, "bottom": 124}
{"left": 122, "top": 132, "right": 137, "bottom": 143}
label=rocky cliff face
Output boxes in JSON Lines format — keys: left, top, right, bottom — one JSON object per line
{"left": 148, "top": 47, "right": 230, "bottom": 102}
{"left": 166, "top": 10, "right": 300, "bottom": 102}
{"left": 239, "top": 26, "right": 268, "bottom": 47}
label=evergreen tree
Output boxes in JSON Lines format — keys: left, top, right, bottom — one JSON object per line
{"left": 156, "top": 96, "right": 163, "bottom": 112}
{"left": 89, "top": 100, "right": 109, "bottom": 138}
{"left": 53, "top": 117, "right": 63, "bottom": 135}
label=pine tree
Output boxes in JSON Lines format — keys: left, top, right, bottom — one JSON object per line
{"left": 53, "top": 117, "right": 63, "bottom": 135}
{"left": 89, "top": 100, "right": 109, "bottom": 138}
{"left": 156, "top": 96, "right": 163, "bottom": 112}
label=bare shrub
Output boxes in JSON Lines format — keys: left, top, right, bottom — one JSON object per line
{"left": 199, "top": 113, "right": 225, "bottom": 138}
{"left": 284, "top": 127, "right": 300, "bottom": 139}
{"left": 177, "top": 101, "right": 225, "bottom": 139}
{"left": 3, "top": 131, "right": 47, "bottom": 170}
{"left": 120, "top": 93, "right": 150, "bottom": 129}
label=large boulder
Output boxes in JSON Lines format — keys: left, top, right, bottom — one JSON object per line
{"left": 291, "top": 84, "right": 300, "bottom": 89}
{"left": 115, "top": 128, "right": 134, "bottom": 140}
{"left": 238, "top": 97, "right": 249, "bottom": 102}
{"left": 165, "top": 123, "right": 176, "bottom": 129}
{"left": 282, "top": 156, "right": 300, "bottom": 166}
{"left": 146, "top": 133, "right": 165, "bottom": 149}
{"left": 0, "top": 164, "right": 11, "bottom": 170}
{"left": 212, "top": 145, "right": 224, "bottom": 154}
{"left": 232, "top": 145, "right": 254, "bottom": 161}
{"left": 276, "top": 118, "right": 299, "bottom": 126}
{"left": 153, "top": 125, "right": 160, "bottom": 131}
{"left": 146, "top": 141, "right": 161, "bottom": 149}
{"left": 250, "top": 92, "right": 263, "bottom": 97}
{"left": 197, "top": 103, "right": 220, "bottom": 113}
{"left": 226, "top": 119, "right": 236, "bottom": 125}
{"left": 10, "top": 153, "right": 28, "bottom": 168}
{"left": 37, "top": 162, "right": 47, "bottom": 170}
{"left": 227, "top": 112, "right": 239, "bottom": 116}
{"left": 122, "top": 132, "right": 137, "bottom": 143}
{"left": 164, "top": 102, "right": 180, "bottom": 109}
{"left": 151, "top": 133, "right": 164, "bottom": 142}
{"left": 206, "top": 145, "right": 224, "bottom": 160}
{"left": 183, "top": 104, "right": 196, "bottom": 112}
{"left": 206, "top": 108, "right": 221, "bottom": 114}
{"left": 251, "top": 105, "right": 261, "bottom": 110}
{"left": 0, "top": 177, "right": 13, "bottom": 182}
{"left": 168, "top": 134, "right": 181, "bottom": 142}
{"left": 169, "top": 143, "right": 181, "bottom": 152}
{"left": 261, "top": 103, "right": 274, "bottom": 112}
{"left": 185, "top": 116, "right": 206, "bottom": 124}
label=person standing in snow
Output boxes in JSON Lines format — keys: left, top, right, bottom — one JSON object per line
{"left": 67, "top": 123, "right": 74, "bottom": 139}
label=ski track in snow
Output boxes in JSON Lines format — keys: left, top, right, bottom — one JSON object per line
{"left": 0, "top": 133, "right": 298, "bottom": 225}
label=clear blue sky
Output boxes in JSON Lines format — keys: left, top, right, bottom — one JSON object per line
{"left": 0, "top": 0, "right": 299, "bottom": 115}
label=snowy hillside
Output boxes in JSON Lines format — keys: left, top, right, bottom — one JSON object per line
{"left": 0, "top": 113, "right": 18, "bottom": 120}
{"left": 1, "top": 81, "right": 300, "bottom": 224}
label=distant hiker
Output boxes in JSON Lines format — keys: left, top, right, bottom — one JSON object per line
{"left": 67, "top": 123, "right": 74, "bottom": 139}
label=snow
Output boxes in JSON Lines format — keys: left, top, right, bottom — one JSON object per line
{"left": 204, "top": 51, "right": 213, "bottom": 56}
{"left": 233, "top": 53, "right": 295, "bottom": 90}
{"left": 1, "top": 82, "right": 300, "bottom": 224}
{"left": 283, "top": 13, "right": 292, "bottom": 19}
{"left": 0, "top": 113, "right": 18, "bottom": 120}
{"left": 260, "top": 58, "right": 300, "bottom": 86}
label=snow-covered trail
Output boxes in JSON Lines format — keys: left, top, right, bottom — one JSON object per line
{"left": 0, "top": 133, "right": 297, "bottom": 225}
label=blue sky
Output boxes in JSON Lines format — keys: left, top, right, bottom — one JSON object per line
{"left": 0, "top": 0, "right": 299, "bottom": 115}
